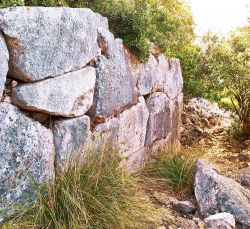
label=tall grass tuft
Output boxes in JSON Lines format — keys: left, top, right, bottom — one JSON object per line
{"left": 2, "top": 146, "right": 154, "bottom": 229}
{"left": 141, "top": 146, "right": 199, "bottom": 197}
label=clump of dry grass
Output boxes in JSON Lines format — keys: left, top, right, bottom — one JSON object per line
{"left": 140, "top": 146, "right": 201, "bottom": 197}
{"left": 1, "top": 146, "right": 155, "bottom": 229}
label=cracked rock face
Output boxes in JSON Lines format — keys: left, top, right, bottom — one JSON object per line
{"left": 93, "top": 97, "right": 149, "bottom": 157}
{"left": 12, "top": 67, "right": 96, "bottom": 117}
{"left": 194, "top": 160, "right": 250, "bottom": 227}
{"left": 89, "top": 28, "right": 138, "bottom": 120}
{"left": 0, "top": 102, "right": 54, "bottom": 213}
{"left": 137, "top": 54, "right": 166, "bottom": 96}
{"left": 0, "top": 7, "right": 107, "bottom": 82}
{"left": 53, "top": 115, "right": 91, "bottom": 169}
{"left": 170, "top": 93, "right": 183, "bottom": 141}
{"left": 145, "top": 92, "right": 172, "bottom": 145}
{"left": 163, "top": 58, "right": 183, "bottom": 100}
{"left": 0, "top": 33, "right": 9, "bottom": 100}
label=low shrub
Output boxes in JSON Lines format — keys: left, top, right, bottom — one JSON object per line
{"left": 1, "top": 146, "right": 154, "bottom": 229}
{"left": 227, "top": 119, "right": 247, "bottom": 141}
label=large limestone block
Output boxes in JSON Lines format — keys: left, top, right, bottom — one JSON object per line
{"left": 194, "top": 160, "right": 250, "bottom": 227}
{"left": 53, "top": 115, "right": 91, "bottom": 169}
{"left": 0, "top": 7, "right": 108, "bottom": 82}
{"left": 137, "top": 54, "right": 165, "bottom": 95}
{"left": 89, "top": 28, "right": 138, "bottom": 120}
{"left": 145, "top": 92, "right": 172, "bottom": 145}
{"left": 170, "top": 93, "right": 183, "bottom": 141}
{"left": 164, "top": 58, "right": 183, "bottom": 100}
{"left": 93, "top": 97, "right": 149, "bottom": 157}
{"left": 12, "top": 67, "right": 96, "bottom": 117}
{"left": 0, "top": 33, "right": 9, "bottom": 100}
{"left": 0, "top": 102, "right": 54, "bottom": 212}
{"left": 137, "top": 55, "right": 183, "bottom": 99}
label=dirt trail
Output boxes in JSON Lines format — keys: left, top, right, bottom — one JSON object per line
{"left": 138, "top": 98, "right": 250, "bottom": 229}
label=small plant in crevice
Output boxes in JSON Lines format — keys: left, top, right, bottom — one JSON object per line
{"left": 1, "top": 146, "right": 155, "bottom": 229}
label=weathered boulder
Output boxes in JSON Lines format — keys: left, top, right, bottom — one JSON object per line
{"left": 0, "top": 7, "right": 108, "bottom": 82}
{"left": 53, "top": 115, "right": 91, "bottom": 169}
{"left": 163, "top": 58, "right": 183, "bottom": 100}
{"left": 0, "top": 102, "right": 54, "bottom": 213}
{"left": 93, "top": 97, "right": 149, "bottom": 157}
{"left": 12, "top": 67, "right": 96, "bottom": 117}
{"left": 137, "top": 54, "right": 166, "bottom": 95}
{"left": 0, "top": 33, "right": 9, "bottom": 100}
{"left": 204, "top": 213, "right": 236, "bottom": 229}
{"left": 89, "top": 28, "right": 138, "bottom": 120}
{"left": 145, "top": 92, "right": 172, "bottom": 145}
{"left": 194, "top": 160, "right": 250, "bottom": 227}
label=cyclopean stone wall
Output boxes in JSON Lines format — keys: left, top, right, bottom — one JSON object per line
{"left": 0, "top": 7, "right": 183, "bottom": 214}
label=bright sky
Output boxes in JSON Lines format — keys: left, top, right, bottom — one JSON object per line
{"left": 187, "top": 0, "right": 250, "bottom": 35}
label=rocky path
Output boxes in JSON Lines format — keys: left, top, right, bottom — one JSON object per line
{"left": 181, "top": 97, "right": 250, "bottom": 174}
{"left": 139, "top": 98, "right": 250, "bottom": 229}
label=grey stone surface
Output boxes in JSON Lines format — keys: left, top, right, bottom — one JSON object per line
{"left": 194, "top": 160, "right": 250, "bottom": 227}
{"left": 12, "top": 67, "right": 96, "bottom": 117}
{"left": 137, "top": 54, "right": 165, "bottom": 95}
{"left": 53, "top": 115, "right": 91, "bottom": 169}
{"left": 163, "top": 58, "right": 183, "bottom": 100}
{"left": 154, "top": 192, "right": 196, "bottom": 215}
{"left": 170, "top": 93, "right": 183, "bottom": 141}
{"left": 204, "top": 213, "right": 236, "bottom": 229}
{"left": 145, "top": 92, "right": 172, "bottom": 145}
{"left": 93, "top": 97, "right": 149, "bottom": 157}
{"left": 0, "top": 102, "right": 54, "bottom": 212}
{"left": 89, "top": 28, "right": 138, "bottom": 120}
{"left": 0, "top": 7, "right": 108, "bottom": 82}
{"left": 0, "top": 33, "right": 9, "bottom": 100}
{"left": 171, "top": 200, "right": 196, "bottom": 215}
{"left": 121, "top": 147, "right": 148, "bottom": 173}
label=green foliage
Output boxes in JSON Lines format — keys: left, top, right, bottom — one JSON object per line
{"left": 65, "top": 0, "right": 195, "bottom": 61}
{"left": 194, "top": 25, "right": 250, "bottom": 137}
{"left": 2, "top": 147, "right": 153, "bottom": 229}
{"left": 0, "top": 0, "right": 24, "bottom": 6}
{"left": 227, "top": 119, "right": 247, "bottom": 141}
{"left": 155, "top": 148, "right": 198, "bottom": 195}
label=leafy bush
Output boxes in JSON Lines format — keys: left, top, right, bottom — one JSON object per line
{"left": 227, "top": 119, "right": 247, "bottom": 141}
{"left": 85, "top": 0, "right": 195, "bottom": 61}
{"left": 195, "top": 27, "right": 250, "bottom": 138}
{"left": 0, "top": 0, "right": 24, "bottom": 6}
{"left": 1, "top": 147, "right": 153, "bottom": 229}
